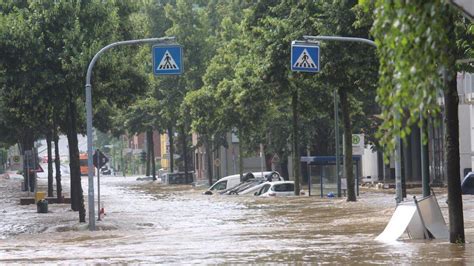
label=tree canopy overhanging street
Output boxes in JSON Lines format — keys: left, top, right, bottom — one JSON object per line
{"left": 0, "top": 0, "right": 473, "bottom": 253}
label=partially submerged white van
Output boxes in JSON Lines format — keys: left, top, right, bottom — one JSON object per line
{"left": 204, "top": 171, "right": 281, "bottom": 195}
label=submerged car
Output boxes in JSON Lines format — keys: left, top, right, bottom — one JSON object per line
{"left": 462, "top": 172, "right": 474, "bottom": 195}
{"left": 204, "top": 171, "right": 282, "bottom": 195}
{"left": 254, "top": 181, "right": 295, "bottom": 197}
{"left": 221, "top": 171, "right": 283, "bottom": 195}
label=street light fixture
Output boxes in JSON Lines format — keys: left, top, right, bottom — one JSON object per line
{"left": 84, "top": 36, "right": 176, "bottom": 231}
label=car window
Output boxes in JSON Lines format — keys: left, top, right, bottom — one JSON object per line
{"left": 272, "top": 183, "right": 294, "bottom": 192}
{"left": 211, "top": 180, "right": 227, "bottom": 190}
{"left": 258, "top": 184, "right": 271, "bottom": 195}
{"left": 236, "top": 180, "right": 262, "bottom": 192}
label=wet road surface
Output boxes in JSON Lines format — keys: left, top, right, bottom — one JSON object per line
{"left": 1, "top": 175, "right": 473, "bottom": 264}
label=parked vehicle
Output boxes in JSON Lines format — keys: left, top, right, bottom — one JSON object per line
{"left": 204, "top": 171, "right": 282, "bottom": 195}
{"left": 223, "top": 172, "right": 283, "bottom": 195}
{"left": 462, "top": 172, "right": 474, "bottom": 195}
{"left": 223, "top": 178, "right": 267, "bottom": 195}
{"left": 79, "top": 153, "right": 89, "bottom": 176}
{"left": 101, "top": 165, "right": 114, "bottom": 175}
{"left": 254, "top": 181, "right": 295, "bottom": 197}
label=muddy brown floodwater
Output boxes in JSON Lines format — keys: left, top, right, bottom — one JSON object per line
{"left": 0, "top": 175, "right": 473, "bottom": 264}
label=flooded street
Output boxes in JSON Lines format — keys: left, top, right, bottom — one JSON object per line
{"left": 1, "top": 175, "right": 474, "bottom": 264}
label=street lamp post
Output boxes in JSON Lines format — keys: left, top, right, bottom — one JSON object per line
{"left": 85, "top": 36, "right": 175, "bottom": 231}
{"left": 304, "top": 35, "right": 428, "bottom": 203}
{"left": 302, "top": 35, "right": 378, "bottom": 199}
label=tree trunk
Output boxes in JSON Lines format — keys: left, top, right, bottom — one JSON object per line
{"left": 280, "top": 156, "right": 289, "bottom": 181}
{"left": 168, "top": 127, "right": 174, "bottom": 173}
{"left": 20, "top": 131, "right": 35, "bottom": 192}
{"left": 238, "top": 133, "right": 244, "bottom": 182}
{"left": 205, "top": 137, "right": 213, "bottom": 185}
{"left": 291, "top": 89, "right": 300, "bottom": 195}
{"left": 181, "top": 125, "right": 189, "bottom": 183}
{"left": 150, "top": 131, "right": 156, "bottom": 181}
{"left": 46, "top": 129, "right": 54, "bottom": 197}
{"left": 444, "top": 10, "right": 464, "bottom": 243}
{"left": 339, "top": 89, "right": 356, "bottom": 201}
{"left": 53, "top": 124, "right": 62, "bottom": 202}
{"left": 66, "top": 98, "right": 86, "bottom": 222}
{"left": 444, "top": 66, "right": 465, "bottom": 244}
{"left": 146, "top": 130, "right": 151, "bottom": 176}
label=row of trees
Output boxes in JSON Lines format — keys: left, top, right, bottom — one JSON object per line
{"left": 0, "top": 1, "right": 149, "bottom": 222}
{"left": 1, "top": 0, "right": 472, "bottom": 243}
{"left": 0, "top": 0, "right": 377, "bottom": 222}
{"left": 370, "top": 0, "right": 473, "bottom": 244}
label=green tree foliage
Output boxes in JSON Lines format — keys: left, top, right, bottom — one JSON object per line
{"left": 372, "top": 2, "right": 448, "bottom": 152}
{"left": 372, "top": 0, "right": 473, "bottom": 243}
{"left": 184, "top": 1, "right": 265, "bottom": 183}
{"left": 312, "top": 0, "right": 379, "bottom": 201}
{"left": 0, "top": 0, "right": 151, "bottom": 222}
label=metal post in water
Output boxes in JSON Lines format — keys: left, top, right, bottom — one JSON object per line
{"left": 26, "top": 153, "right": 30, "bottom": 197}
{"left": 260, "top": 144, "right": 264, "bottom": 180}
{"left": 420, "top": 115, "right": 430, "bottom": 197}
{"left": 97, "top": 149, "right": 101, "bottom": 221}
{"left": 334, "top": 87, "right": 341, "bottom": 197}
{"left": 303, "top": 35, "right": 377, "bottom": 197}
{"left": 395, "top": 136, "right": 403, "bottom": 203}
{"left": 85, "top": 36, "right": 176, "bottom": 231}
{"left": 85, "top": 83, "right": 95, "bottom": 230}
{"left": 320, "top": 164, "right": 323, "bottom": 198}
{"left": 308, "top": 163, "right": 312, "bottom": 196}
{"left": 356, "top": 159, "right": 359, "bottom": 196}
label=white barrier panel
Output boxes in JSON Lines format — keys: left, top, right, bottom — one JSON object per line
{"left": 375, "top": 203, "right": 420, "bottom": 242}
{"left": 376, "top": 195, "right": 448, "bottom": 242}
{"left": 416, "top": 196, "right": 449, "bottom": 239}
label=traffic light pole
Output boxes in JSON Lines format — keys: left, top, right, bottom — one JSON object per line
{"left": 85, "top": 36, "right": 175, "bottom": 231}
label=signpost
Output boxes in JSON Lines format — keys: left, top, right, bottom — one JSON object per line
{"left": 153, "top": 45, "right": 183, "bottom": 75}
{"left": 290, "top": 40, "right": 320, "bottom": 196}
{"left": 352, "top": 134, "right": 365, "bottom": 155}
{"left": 85, "top": 36, "right": 176, "bottom": 230}
{"left": 300, "top": 35, "right": 378, "bottom": 199}
{"left": 93, "top": 149, "right": 109, "bottom": 169}
{"left": 94, "top": 149, "right": 108, "bottom": 221}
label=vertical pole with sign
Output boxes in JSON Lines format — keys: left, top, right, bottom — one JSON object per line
{"left": 85, "top": 37, "right": 176, "bottom": 231}
{"left": 152, "top": 44, "right": 183, "bottom": 175}
{"left": 291, "top": 40, "right": 320, "bottom": 195}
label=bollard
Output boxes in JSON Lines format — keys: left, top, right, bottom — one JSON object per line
{"left": 36, "top": 199, "right": 48, "bottom": 213}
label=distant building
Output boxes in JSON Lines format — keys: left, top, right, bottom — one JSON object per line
{"left": 192, "top": 132, "right": 281, "bottom": 185}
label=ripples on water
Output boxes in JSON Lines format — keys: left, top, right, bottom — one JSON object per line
{"left": 0, "top": 176, "right": 473, "bottom": 264}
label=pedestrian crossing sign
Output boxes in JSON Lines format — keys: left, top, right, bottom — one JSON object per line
{"left": 153, "top": 44, "right": 183, "bottom": 75}
{"left": 291, "top": 41, "right": 320, "bottom": 73}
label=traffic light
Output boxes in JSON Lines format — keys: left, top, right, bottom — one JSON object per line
{"left": 140, "top": 151, "right": 146, "bottom": 162}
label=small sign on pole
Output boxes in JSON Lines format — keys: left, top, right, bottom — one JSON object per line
{"left": 93, "top": 150, "right": 109, "bottom": 169}
{"left": 291, "top": 41, "right": 320, "bottom": 73}
{"left": 153, "top": 45, "right": 183, "bottom": 75}
{"left": 352, "top": 134, "right": 365, "bottom": 155}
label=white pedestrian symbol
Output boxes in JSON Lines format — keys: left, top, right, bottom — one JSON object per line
{"left": 293, "top": 49, "right": 317, "bottom": 69}
{"left": 157, "top": 50, "right": 179, "bottom": 70}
